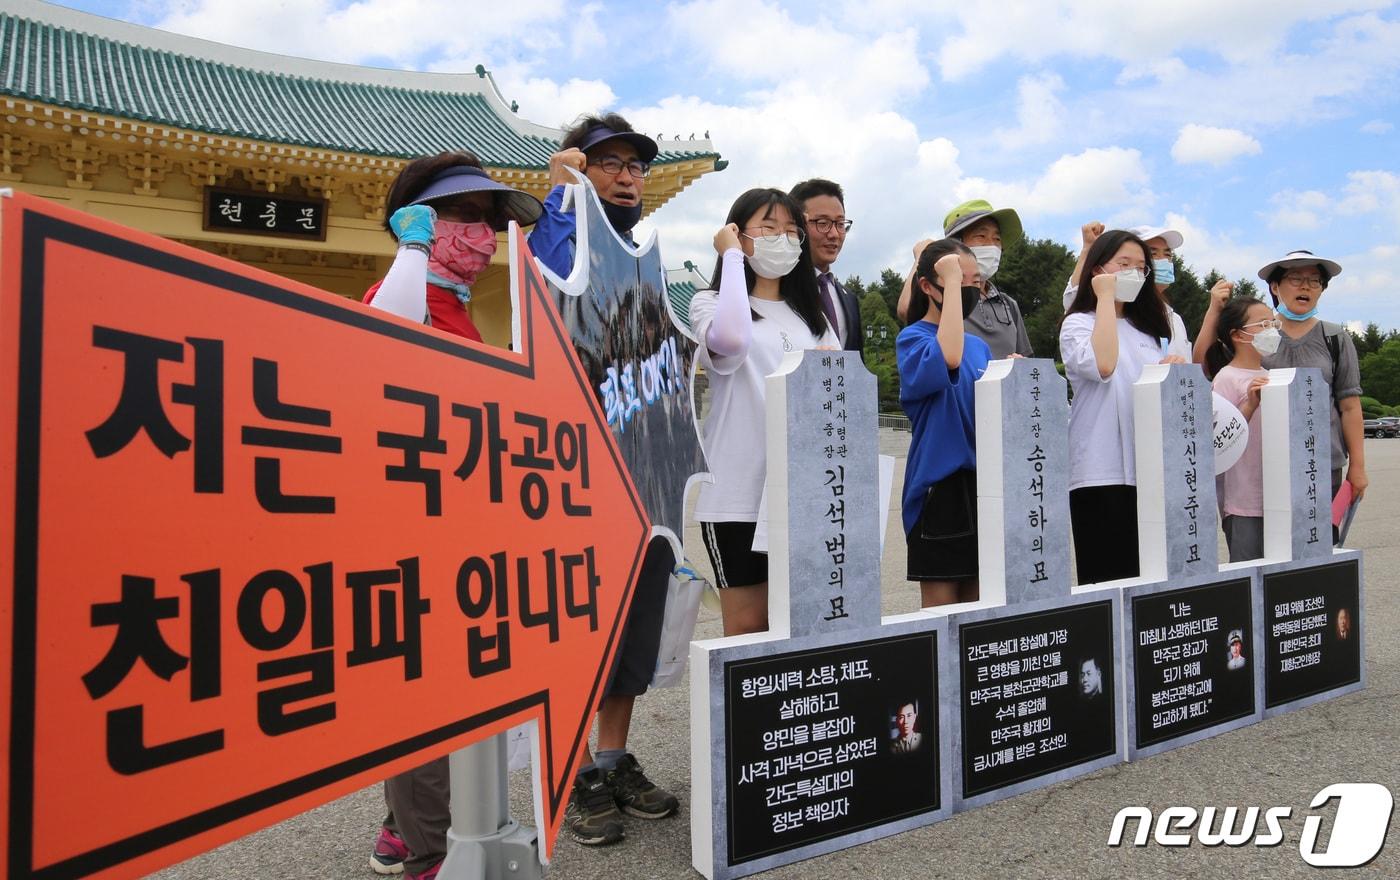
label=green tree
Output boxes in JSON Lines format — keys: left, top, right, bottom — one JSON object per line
{"left": 1360, "top": 338, "right": 1400, "bottom": 406}
{"left": 984, "top": 236, "right": 1077, "bottom": 360}
{"left": 859, "top": 291, "right": 902, "bottom": 411}
{"left": 995, "top": 236, "right": 1077, "bottom": 322}
{"left": 1350, "top": 322, "right": 1393, "bottom": 358}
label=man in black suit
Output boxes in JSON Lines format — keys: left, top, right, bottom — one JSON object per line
{"left": 791, "top": 179, "right": 863, "bottom": 353}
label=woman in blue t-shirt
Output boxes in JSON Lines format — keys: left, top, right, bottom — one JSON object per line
{"left": 898, "top": 238, "right": 991, "bottom": 607}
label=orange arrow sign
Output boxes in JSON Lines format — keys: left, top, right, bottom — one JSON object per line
{"left": 0, "top": 191, "right": 649, "bottom": 879}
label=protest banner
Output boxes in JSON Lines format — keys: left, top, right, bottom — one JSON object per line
{"left": 0, "top": 191, "right": 648, "bottom": 879}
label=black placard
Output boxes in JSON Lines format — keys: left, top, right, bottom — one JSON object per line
{"left": 1264, "top": 560, "right": 1361, "bottom": 708}
{"left": 723, "top": 632, "right": 938, "bottom": 866}
{"left": 203, "top": 188, "right": 328, "bottom": 241}
{"left": 959, "top": 601, "right": 1115, "bottom": 798}
{"left": 1131, "top": 578, "right": 1254, "bottom": 748}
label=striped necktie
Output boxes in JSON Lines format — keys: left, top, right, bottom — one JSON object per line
{"left": 818, "top": 272, "right": 841, "bottom": 338}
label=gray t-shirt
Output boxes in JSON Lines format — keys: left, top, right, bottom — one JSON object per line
{"left": 965, "top": 283, "right": 1033, "bottom": 359}
{"left": 1261, "top": 321, "right": 1361, "bottom": 477}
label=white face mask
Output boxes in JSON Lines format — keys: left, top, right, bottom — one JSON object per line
{"left": 1114, "top": 269, "right": 1145, "bottom": 302}
{"left": 969, "top": 244, "right": 1001, "bottom": 280}
{"left": 745, "top": 234, "right": 803, "bottom": 279}
{"left": 1249, "top": 327, "right": 1282, "bottom": 355}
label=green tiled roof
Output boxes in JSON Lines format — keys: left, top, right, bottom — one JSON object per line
{"left": 666, "top": 279, "right": 697, "bottom": 331}
{"left": 0, "top": 9, "right": 718, "bottom": 168}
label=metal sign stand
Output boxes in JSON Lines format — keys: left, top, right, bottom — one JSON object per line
{"left": 438, "top": 734, "right": 545, "bottom": 879}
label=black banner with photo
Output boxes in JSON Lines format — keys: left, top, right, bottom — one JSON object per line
{"left": 723, "top": 633, "right": 939, "bottom": 865}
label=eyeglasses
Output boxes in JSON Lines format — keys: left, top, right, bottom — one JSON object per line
{"left": 743, "top": 227, "right": 806, "bottom": 245}
{"left": 1243, "top": 318, "right": 1283, "bottom": 331}
{"left": 435, "top": 200, "right": 497, "bottom": 225}
{"left": 591, "top": 156, "right": 651, "bottom": 178}
{"left": 1108, "top": 258, "right": 1149, "bottom": 272}
{"left": 1281, "top": 274, "right": 1323, "bottom": 290}
{"left": 808, "top": 218, "right": 854, "bottom": 234}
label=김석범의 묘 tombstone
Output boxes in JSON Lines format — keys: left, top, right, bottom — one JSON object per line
{"left": 690, "top": 350, "right": 952, "bottom": 880}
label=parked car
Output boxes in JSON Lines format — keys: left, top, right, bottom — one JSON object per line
{"left": 1365, "top": 419, "right": 1384, "bottom": 438}
{"left": 1378, "top": 417, "right": 1400, "bottom": 437}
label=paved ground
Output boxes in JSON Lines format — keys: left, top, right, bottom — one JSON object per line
{"left": 151, "top": 431, "right": 1400, "bottom": 880}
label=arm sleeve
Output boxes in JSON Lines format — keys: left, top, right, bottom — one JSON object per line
{"left": 1062, "top": 280, "right": 1078, "bottom": 311}
{"left": 1059, "top": 312, "right": 1111, "bottom": 384}
{"left": 897, "top": 326, "right": 954, "bottom": 403}
{"left": 700, "top": 249, "right": 753, "bottom": 359}
{"left": 365, "top": 247, "right": 429, "bottom": 322}
{"left": 687, "top": 289, "right": 743, "bottom": 376}
{"left": 1334, "top": 329, "right": 1363, "bottom": 400}
{"left": 527, "top": 185, "right": 576, "bottom": 279}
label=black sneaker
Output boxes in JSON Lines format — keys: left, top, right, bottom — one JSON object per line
{"left": 606, "top": 753, "right": 679, "bottom": 819}
{"left": 566, "top": 767, "right": 625, "bottom": 845}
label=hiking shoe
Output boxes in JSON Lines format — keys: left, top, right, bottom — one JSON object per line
{"left": 369, "top": 826, "right": 408, "bottom": 875}
{"left": 566, "top": 767, "right": 625, "bottom": 845}
{"left": 606, "top": 753, "right": 679, "bottom": 819}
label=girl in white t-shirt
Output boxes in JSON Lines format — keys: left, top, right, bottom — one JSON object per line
{"left": 688, "top": 188, "right": 839, "bottom": 635}
{"left": 1059, "top": 230, "right": 1180, "bottom": 585}
{"left": 1204, "top": 297, "right": 1278, "bottom": 561}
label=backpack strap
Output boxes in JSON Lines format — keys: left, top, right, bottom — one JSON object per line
{"left": 1319, "top": 320, "right": 1345, "bottom": 415}
{"left": 1321, "top": 320, "right": 1342, "bottom": 376}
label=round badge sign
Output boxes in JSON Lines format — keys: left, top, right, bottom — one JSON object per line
{"left": 1213, "top": 393, "right": 1250, "bottom": 474}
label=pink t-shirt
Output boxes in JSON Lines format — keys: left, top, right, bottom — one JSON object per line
{"left": 1213, "top": 365, "right": 1268, "bottom": 517}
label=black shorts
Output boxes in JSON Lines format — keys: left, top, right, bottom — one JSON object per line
{"left": 603, "top": 537, "right": 674, "bottom": 698}
{"left": 699, "top": 520, "right": 768, "bottom": 588}
{"left": 907, "top": 468, "right": 979, "bottom": 581}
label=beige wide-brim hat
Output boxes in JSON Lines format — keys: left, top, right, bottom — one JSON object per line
{"left": 1257, "top": 249, "right": 1342, "bottom": 282}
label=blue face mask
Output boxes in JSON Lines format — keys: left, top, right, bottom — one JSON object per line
{"left": 1153, "top": 259, "right": 1174, "bottom": 285}
{"left": 1278, "top": 304, "right": 1318, "bottom": 322}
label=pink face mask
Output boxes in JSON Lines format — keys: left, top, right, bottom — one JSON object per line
{"left": 429, "top": 220, "right": 497, "bottom": 287}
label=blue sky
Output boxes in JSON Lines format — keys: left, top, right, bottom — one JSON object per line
{"left": 55, "top": 0, "right": 1400, "bottom": 331}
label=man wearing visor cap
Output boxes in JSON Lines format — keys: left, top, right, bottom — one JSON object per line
{"left": 530, "top": 113, "right": 659, "bottom": 276}
{"left": 532, "top": 114, "right": 682, "bottom": 847}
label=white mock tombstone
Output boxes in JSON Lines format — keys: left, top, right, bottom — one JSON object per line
{"left": 1261, "top": 367, "right": 1332, "bottom": 562}
{"left": 1134, "top": 363, "right": 1219, "bottom": 581}
{"left": 975, "top": 358, "right": 1072, "bottom": 604}
{"left": 764, "top": 349, "right": 881, "bottom": 635}
{"left": 929, "top": 360, "right": 1122, "bottom": 812}
{"left": 690, "top": 351, "right": 951, "bottom": 880}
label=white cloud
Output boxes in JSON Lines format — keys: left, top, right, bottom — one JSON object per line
{"left": 1360, "top": 119, "right": 1394, "bottom": 134}
{"left": 1337, "top": 171, "right": 1400, "bottom": 221}
{"left": 1320, "top": 244, "right": 1400, "bottom": 332}
{"left": 1161, "top": 211, "right": 1271, "bottom": 283}
{"left": 665, "top": 0, "right": 929, "bottom": 111}
{"left": 1265, "top": 189, "right": 1331, "bottom": 231}
{"left": 963, "top": 147, "right": 1154, "bottom": 221}
{"left": 933, "top": 0, "right": 1390, "bottom": 81}
{"left": 155, "top": 0, "right": 569, "bottom": 68}
{"left": 1171, "top": 124, "right": 1263, "bottom": 167}
{"left": 1264, "top": 171, "right": 1400, "bottom": 234}
{"left": 991, "top": 73, "right": 1066, "bottom": 149}
{"left": 481, "top": 65, "right": 617, "bottom": 127}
